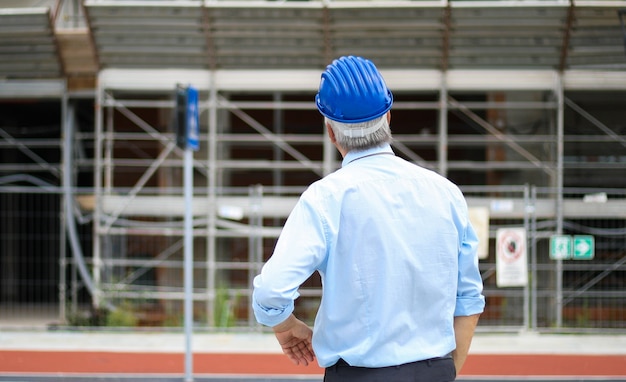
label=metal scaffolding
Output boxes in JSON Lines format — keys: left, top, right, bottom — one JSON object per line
{"left": 83, "top": 67, "right": 626, "bottom": 329}
{"left": 0, "top": 0, "right": 625, "bottom": 330}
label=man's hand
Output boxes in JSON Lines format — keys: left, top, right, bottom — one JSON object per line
{"left": 272, "top": 314, "right": 315, "bottom": 366}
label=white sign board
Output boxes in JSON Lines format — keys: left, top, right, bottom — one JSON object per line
{"left": 496, "top": 228, "right": 528, "bottom": 287}
{"left": 469, "top": 207, "right": 490, "bottom": 260}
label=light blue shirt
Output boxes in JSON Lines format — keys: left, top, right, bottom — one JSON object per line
{"left": 253, "top": 143, "right": 485, "bottom": 368}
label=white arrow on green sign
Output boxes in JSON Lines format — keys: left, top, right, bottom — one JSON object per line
{"left": 573, "top": 235, "right": 594, "bottom": 260}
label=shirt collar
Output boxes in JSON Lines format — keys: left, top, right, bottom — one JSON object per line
{"left": 341, "top": 143, "right": 394, "bottom": 168}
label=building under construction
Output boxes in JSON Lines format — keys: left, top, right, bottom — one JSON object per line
{"left": 0, "top": 0, "right": 625, "bottom": 331}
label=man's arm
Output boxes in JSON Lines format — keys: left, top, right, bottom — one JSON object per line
{"left": 452, "top": 313, "right": 481, "bottom": 373}
{"left": 272, "top": 314, "right": 316, "bottom": 366}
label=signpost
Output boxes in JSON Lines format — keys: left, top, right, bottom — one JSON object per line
{"left": 175, "top": 84, "right": 199, "bottom": 382}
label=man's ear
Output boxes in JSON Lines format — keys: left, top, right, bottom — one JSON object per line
{"left": 326, "top": 123, "right": 337, "bottom": 144}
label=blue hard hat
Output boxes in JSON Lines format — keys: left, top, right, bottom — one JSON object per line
{"left": 315, "top": 56, "right": 393, "bottom": 123}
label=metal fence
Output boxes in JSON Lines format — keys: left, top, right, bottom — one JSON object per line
{"left": 463, "top": 186, "right": 626, "bottom": 332}
{"left": 1, "top": 188, "right": 63, "bottom": 326}
{"left": 0, "top": 183, "right": 624, "bottom": 332}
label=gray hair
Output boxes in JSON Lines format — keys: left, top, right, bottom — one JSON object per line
{"left": 325, "top": 115, "right": 393, "bottom": 152}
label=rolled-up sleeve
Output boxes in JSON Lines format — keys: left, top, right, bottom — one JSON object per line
{"left": 252, "top": 274, "right": 297, "bottom": 327}
{"left": 454, "top": 212, "right": 486, "bottom": 317}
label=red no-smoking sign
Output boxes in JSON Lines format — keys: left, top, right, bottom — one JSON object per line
{"left": 497, "top": 229, "right": 526, "bottom": 264}
{"left": 496, "top": 228, "right": 528, "bottom": 287}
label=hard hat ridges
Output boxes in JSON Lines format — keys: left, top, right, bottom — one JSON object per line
{"left": 316, "top": 55, "right": 393, "bottom": 124}
{"left": 362, "top": 59, "right": 386, "bottom": 99}
{"left": 353, "top": 57, "right": 375, "bottom": 97}
{"left": 327, "top": 62, "right": 350, "bottom": 98}
{"left": 341, "top": 57, "right": 365, "bottom": 97}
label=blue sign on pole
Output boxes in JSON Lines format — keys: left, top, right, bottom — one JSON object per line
{"left": 186, "top": 86, "right": 199, "bottom": 151}
{"left": 175, "top": 84, "right": 200, "bottom": 151}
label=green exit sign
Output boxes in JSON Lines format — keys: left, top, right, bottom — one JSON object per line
{"left": 550, "top": 235, "right": 572, "bottom": 260}
{"left": 573, "top": 235, "right": 595, "bottom": 260}
{"left": 550, "top": 235, "right": 595, "bottom": 260}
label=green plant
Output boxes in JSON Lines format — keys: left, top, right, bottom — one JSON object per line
{"left": 575, "top": 299, "right": 591, "bottom": 327}
{"left": 106, "top": 301, "right": 138, "bottom": 327}
{"left": 162, "top": 313, "right": 182, "bottom": 327}
{"left": 65, "top": 306, "right": 108, "bottom": 327}
{"left": 214, "top": 286, "right": 238, "bottom": 328}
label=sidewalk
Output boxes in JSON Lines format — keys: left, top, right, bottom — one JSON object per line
{"left": 0, "top": 330, "right": 625, "bottom": 355}
{"left": 0, "top": 330, "right": 625, "bottom": 378}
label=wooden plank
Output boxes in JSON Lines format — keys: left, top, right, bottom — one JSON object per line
{"left": 56, "top": 29, "right": 98, "bottom": 75}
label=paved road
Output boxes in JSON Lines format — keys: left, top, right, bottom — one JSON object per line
{"left": 1, "top": 332, "right": 624, "bottom": 381}
{"left": 1, "top": 376, "right": 625, "bottom": 382}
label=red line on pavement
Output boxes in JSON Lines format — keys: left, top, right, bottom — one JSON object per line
{"left": 464, "top": 354, "right": 626, "bottom": 376}
{"left": 0, "top": 351, "right": 323, "bottom": 375}
{"left": 1, "top": 351, "right": 625, "bottom": 377}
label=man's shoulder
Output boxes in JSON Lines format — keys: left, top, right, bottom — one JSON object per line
{"left": 303, "top": 171, "right": 342, "bottom": 197}
{"left": 393, "top": 157, "right": 465, "bottom": 197}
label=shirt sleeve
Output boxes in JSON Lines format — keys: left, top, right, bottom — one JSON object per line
{"left": 252, "top": 191, "right": 328, "bottom": 327}
{"left": 454, "top": 202, "right": 486, "bottom": 317}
